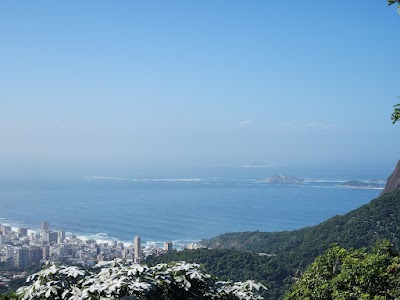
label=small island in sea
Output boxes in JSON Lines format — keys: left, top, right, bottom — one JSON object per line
{"left": 264, "top": 175, "right": 304, "bottom": 184}
{"left": 340, "top": 180, "right": 384, "bottom": 189}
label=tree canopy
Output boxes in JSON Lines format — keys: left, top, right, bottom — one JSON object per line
{"left": 15, "top": 260, "right": 267, "bottom": 300}
{"left": 388, "top": 0, "right": 400, "bottom": 11}
{"left": 284, "top": 240, "right": 400, "bottom": 300}
{"left": 392, "top": 102, "right": 400, "bottom": 124}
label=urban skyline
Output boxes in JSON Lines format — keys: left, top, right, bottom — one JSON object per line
{"left": 0, "top": 221, "right": 202, "bottom": 271}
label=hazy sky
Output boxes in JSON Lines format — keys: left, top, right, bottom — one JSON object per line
{"left": 1, "top": 1, "right": 400, "bottom": 177}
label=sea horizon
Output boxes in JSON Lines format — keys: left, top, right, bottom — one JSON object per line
{"left": 0, "top": 169, "right": 386, "bottom": 247}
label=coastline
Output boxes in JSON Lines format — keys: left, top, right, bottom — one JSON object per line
{"left": 0, "top": 177, "right": 384, "bottom": 246}
{"left": 1, "top": 221, "right": 199, "bottom": 250}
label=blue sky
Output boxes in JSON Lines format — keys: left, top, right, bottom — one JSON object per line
{"left": 1, "top": 1, "right": 399, "bottom": 178}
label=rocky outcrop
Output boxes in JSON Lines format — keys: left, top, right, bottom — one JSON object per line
{"left": 380, "top": 160, "right": 400, "bottom": 196}
{"left": 341, "top": 181, "right": 383, "bottom": 189}
{"left": 265, "top": 175, "right": 304, "bottom": 184}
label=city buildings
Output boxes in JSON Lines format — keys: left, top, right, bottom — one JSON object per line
{"left": 164, "top": 241, "right": 173, "bottom": 252}
{"left": 0, "top": 222, "right": 195, "bottom": 270}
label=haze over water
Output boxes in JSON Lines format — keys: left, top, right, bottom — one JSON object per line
{"left": 1, "top": 2, "right": 400, "bottom": 249}
{"left": 0, "top": 166, "right": 385, "bottom": 246}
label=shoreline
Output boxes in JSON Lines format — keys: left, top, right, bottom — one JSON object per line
{"left": 2, "top": 220, "right": 200, "bottom": 249}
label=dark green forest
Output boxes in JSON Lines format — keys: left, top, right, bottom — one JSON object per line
{"left": 147, "top": 189, "right": 400, "bottom": 299}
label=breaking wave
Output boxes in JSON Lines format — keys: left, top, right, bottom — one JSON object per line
{"left": 85, "top": 176, "right": 203, "bottom": 183}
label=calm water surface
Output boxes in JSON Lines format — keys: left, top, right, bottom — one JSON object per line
{"left": 0, "top": 178, "right": 382, "bottom": 245}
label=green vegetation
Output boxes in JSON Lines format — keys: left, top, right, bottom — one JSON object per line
{"left": 388, "top": 0, "right": 400, "bottom": 13}
{"left": 392, "top": 102, "right": 400, "bottom": 124}
{"left": 0, "top": 263, "right": 42, "bottom": 296}
{"left": 0, "top": 294, "right": 20, "bottom": 300}
{"left": 10, "top": 190, "right": 400, "bottom": 299}
{"left": 203, "top": 189, "right": 400, "bottom": 253}
{"left": 146, "top": 249, "right": 288, "bottom": 299}
{"left": 150, "top": 190, "right": 400, "bottom": 299}
{"left": 6, "top": 193, "right": 400, "bottom": 299}
{"left": 14, "top": 260, "right": 265, "bottom": 300}
{"left": 0, "top": 279, "right": 26, "bottom": 297}
{"left": 284, "top": 240, "right": 400, "bottom": 299}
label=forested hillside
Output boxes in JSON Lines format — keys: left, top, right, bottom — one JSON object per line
{"left": 204, "top": 189, "right": 400, "bottom": 254}
{"left": 147, "top": 189, "right": 400, "bottom": 299}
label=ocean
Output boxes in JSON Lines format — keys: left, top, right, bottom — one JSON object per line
{"left": 0, "top": 172, "right": 385, "bottom": 248}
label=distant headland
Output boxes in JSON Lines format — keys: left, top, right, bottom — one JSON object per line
{"left": 264, "top": 175, "right": 304, "bottom": 184}
{"left": 381, "top": 160, "right": 400, "bottom": 195}
{"left": 340, "top": 180, "right": 383, "bottom": 189}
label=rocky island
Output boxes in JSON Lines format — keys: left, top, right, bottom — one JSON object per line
{"left": 264, "top": 175, "right": 304, "bottom": 184}
{"left": 340, "top": 180, "right": 383, "bottom": 189}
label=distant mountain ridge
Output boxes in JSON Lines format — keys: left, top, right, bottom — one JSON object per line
{"left": 203, "top": 189, "right": 400, "bottom": 253}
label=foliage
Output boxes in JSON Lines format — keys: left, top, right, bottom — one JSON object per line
{"left": 392, "top": 102, "right": 400, "bottom": 124}
{"left": 284, "top": 240, "right": 400, "bottom": 299}
{"left": 204, "top": 189, "right": 400, "bottom": 256}
{"left": 197, "top": 189, "right": 400, "bottom": 299}
{"left": 147, "top": 249, "right": 278, "bottom": 299}
{"left": 16, "top": 260, "right": 266, "bottom": 300}
{"left": 0, "top": 293, "right": 21, "bottom": 300}
{"left": 388, "top": 0, "right": 400, "bottom": 13}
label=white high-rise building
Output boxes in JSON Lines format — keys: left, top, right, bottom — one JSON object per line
{"left": 57, "top": 230, "right": 66, "bottom": 244}
{"left": 41, "top": 221, "right": 49, "bottom": 241}
{"left": 133, "top": 235, "right": 142, "bottom": 263}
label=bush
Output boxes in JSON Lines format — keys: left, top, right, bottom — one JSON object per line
{"left": 16, "top": 260, "right": 267, "bottom": 300}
